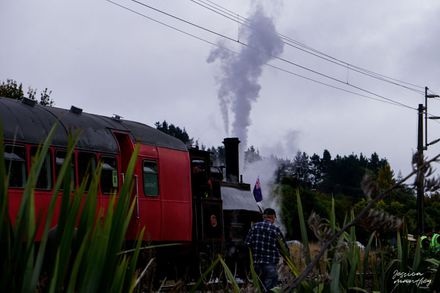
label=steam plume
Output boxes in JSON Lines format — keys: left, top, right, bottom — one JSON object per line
{"left": 207, "top": 5, "right": 284, "bottom": 149}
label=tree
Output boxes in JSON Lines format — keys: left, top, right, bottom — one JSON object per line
{"left": 0, "top": 79, "right": 23, "bottom": 99}
{"left": 376, "top": 163, "right": 395, "bottom": 190}
{"left": 368, "top": 152, "right": 387, "bottom": 173}
{"left": 0, "top": 79, "right": 54, "bottom": 106}
{"left": 244, "top": 145, "right": 262, "bottom": 164}
{"left": 209, "top": 146, "right": 224, "bottom": 166}
{"left": 309, "top": 153, "right": 323, "bottom": 187}
{"left": 39, "top": 88, "right": 54, "bottom": 107}
{"left": 322, "top": 149, "right": 332, "bottom": 169}
{"left": 154, "top": 120, "right": 193, "bottom": 146}
{"left": 315, "top": 151, "right": 391, "bottom": 198}
{"left": 292, "top": 151, "right": 311, "bottom": 186}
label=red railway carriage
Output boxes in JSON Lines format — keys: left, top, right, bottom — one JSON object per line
{"left": 1, "top": 96, "right": 263, "bottom": 281}
{"left": 0, "top": 96, "right": 192, "bottom": 242}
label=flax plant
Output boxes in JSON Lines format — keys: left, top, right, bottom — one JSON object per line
{"left": 287, "top": 151, "right": 440, "bottom": 291}
{"left": 0, "top": 124, "right": 143, "bottom": 292}
{"left": 190, "top": 254, "right": 240, "bottom": 293}
{"left": 287, "top": 181, "right": 438, "bottom": 292}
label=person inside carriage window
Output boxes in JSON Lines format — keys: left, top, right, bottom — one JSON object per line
{"left": 245, "top": 208, "right": 288, "bottom": 292}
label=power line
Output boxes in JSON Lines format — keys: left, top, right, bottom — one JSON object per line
{"left": 190, "top": 0, "right": 426, "bottom": 94}
{"left": 192, "top": 0, "right": 425, "bottom": 92}
{"left": 106, "top": 0, "right": 417, "bottom": 111}
{"left": 201, "top": 0, "right": 440, "bottom": 115}
{"left": 123, "top": 0, "right": 418, "bottom": 110}
{"left": 106, "top": 0, "right": 219, "bottom": 47}
{"left": 124, "top": 0, "right": 239, "bottom": 43}
{"left": 265, "top": 63, "right": 414, "bottom": 109}
{"left": 271, "top": 52, "right": 416, "bottom": 110}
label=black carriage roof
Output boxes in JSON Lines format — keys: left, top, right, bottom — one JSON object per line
{"left": 0, "top": 97, "right": 187, "bottom": 153}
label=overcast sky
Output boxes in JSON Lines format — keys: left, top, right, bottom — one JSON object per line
{"left": 1, "top": 0, "right": 440, "bottom": 178}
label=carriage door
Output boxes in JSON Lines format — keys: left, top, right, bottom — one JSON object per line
{"left": 112, "top": 132, "right": 138, "bottom": 225}
{"left": 113, "top": 132, "right": 134, "bottom": 180}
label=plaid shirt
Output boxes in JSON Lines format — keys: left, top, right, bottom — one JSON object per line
{"left": 245, "top": 220, "right": 287, "bottom": 264}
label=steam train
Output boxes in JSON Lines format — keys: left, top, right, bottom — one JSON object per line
{"left": 0, "top": 96, "right": 262, "bottom": 278}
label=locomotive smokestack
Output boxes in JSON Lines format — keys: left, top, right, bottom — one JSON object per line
{"left": 223, "top": 137, "right": 240, "bottom": 183}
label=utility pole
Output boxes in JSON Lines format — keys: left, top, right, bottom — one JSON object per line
{"left": 417, "top": 103, "right": 424, "bottom": 235}
{"left": 417, "top": 86, "right": 440, "bottom": 235}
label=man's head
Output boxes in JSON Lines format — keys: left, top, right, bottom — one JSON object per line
{"left": 210, "top": 214, "right": 218, "bottom": 227}
{"left": 263, "top": 208, "right": 276, "bottom": 223}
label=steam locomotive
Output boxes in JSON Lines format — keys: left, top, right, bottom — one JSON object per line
{"left": 0, "top": 96, "right": 261, "bottom": 278}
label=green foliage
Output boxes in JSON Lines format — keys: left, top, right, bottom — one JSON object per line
{"left": 321, "top": 154, "right": 369, "bottom": 197}
{"left": 277, "top": 157, "right": 439, "bottom": 237}
{"left": 286, "top": 190, "right": 438, "bottom": 292}
{"left": 278, "top": 184, "right": 297, "bottom": 240}
{"left": 280, "top": 186, "right": 332, "bottom": 240}
{"left": 296, "top": 191, "right": 311, "bottom": 265}
{"left": 0, "top": 79, "right": 54, "bottom": 106}
{"left": 0, "top": 126, "right": 142, "bottom": 292}
{"left": 248, "top": 249, "right": 263, "bottom": 292}
{"left": 376, "top": 163, "right": 395, "bottom": 190}
{"left": 275, "top": 149, "right": 389, "bottom": 199}
{"left": 190, "top": 254, "right": 241, "bottom": 293}
{"left": 0, "top": 79, "right": 23, "bottom": 99}
{"left": 425, "top": 195, "right": 440, "bottom": 231}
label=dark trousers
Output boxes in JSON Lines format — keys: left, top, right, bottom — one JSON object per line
{"left": 254, "top": 263, "right": 278, "bottom": 292}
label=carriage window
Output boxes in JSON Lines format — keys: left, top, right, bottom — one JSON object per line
{"left": 101, "top": 157, "right": 118, "bottom": 194}
{"left": 143, "top": 161, "right": 158, "bottom": 196}
{"left": 55, "top": 151, "right": 75, "bottom": 190}
{"left": 77, "top": 152, "right": 97, "bottom": 191}
{"left": 31, "top": 147, "right": 53, "bottom": 190}
{"left": 5, "top": 145, "right": 26, "bottom": 188}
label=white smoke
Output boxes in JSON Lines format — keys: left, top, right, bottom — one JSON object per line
{"left": 242, "top": 156, "right": 278, "bottom": 206}
{"left": 243, "top": 156, "right": 286, "bottom": 233}
{"left": 207, "top": 4, "right": 286, "bottom": 232}
{"left": 207, "top": 5, "right": 284, "bottom": 150}
{"left": 261, "top": 130, "right": 301, "bottom": 159}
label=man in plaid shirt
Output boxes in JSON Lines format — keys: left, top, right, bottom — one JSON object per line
{"left": 245, "top": 208, "right": 288, "bottom": 291}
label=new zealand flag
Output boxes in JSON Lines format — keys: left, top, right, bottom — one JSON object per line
{"left": 253, "top": 178, "right": 263, "bottom": 202}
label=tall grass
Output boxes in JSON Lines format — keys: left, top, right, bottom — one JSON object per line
{"left": 286, "top": 190, "right": 438, "bottom": 292}
{"left": 0, "top": 125, "right": 143, "bottom": 292}
{"left": 205, "top": 187, "right": 438, "bottom": 292}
